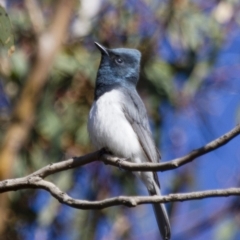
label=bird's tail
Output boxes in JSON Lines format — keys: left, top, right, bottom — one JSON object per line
{"left": 151, "top": 196, "right": 171, "bottom": 240}
{"left": 149, "top": 174, "right": 171, "bottom": 240}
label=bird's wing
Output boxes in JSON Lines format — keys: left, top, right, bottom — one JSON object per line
{"left": 120, "top": 89, "right": 171, "bottom": 240}
{"left": 120, "top": 88, "right": 160, "bottom": 164}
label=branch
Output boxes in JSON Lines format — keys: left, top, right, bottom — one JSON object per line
{"left": 0, "top": 125, "right": 238, "bottom": 209}
{"left": 26, "top": 124, "right": 239, "bottom": 179}
{"left": 1, "top": 123, "right": 237, "bottom": 184}
{"left": 101, "top": 124, "right": 240, "bottom": 171}
{"left": 0, "top": 176, "right": 239, "bottom": 209}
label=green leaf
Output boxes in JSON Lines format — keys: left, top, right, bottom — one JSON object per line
{"left": 0, "top": 6, "right": 15, "bottom": 55}
{"left": 144, "top": 59, "right": 175, "bottom": 103}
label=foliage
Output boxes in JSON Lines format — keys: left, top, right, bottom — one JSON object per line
{"left": 0, "top": 6, "right": 14, "bottom": 55}
{"left": 0, "top": 0, "right": 240, "bottom": 240}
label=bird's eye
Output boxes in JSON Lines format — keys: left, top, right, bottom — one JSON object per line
{"left": 115, "top": 57, "right": 123, "bottom": 64}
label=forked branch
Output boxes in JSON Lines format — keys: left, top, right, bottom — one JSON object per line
{"left": 0, "top": 124, "right": 239, "bottom": 209}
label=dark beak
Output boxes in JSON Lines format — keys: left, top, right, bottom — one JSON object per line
{"left": 94, "top": 42, "right": 109, "bottom": 56}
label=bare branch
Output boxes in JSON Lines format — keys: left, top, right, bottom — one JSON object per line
{"left": 101, "top": 124, "right": 240, "bottom": 171}
{"left": 28, "top": 151, "right": 101, "bottom": 178}
{"left": 0, "top": 176, "right": 239, "bottom": 209}
{"left": 7, "top": 124, "right": 239, "bottom": 185}
{"left": 0, "top": 125, "right": 238, "bottom": 209}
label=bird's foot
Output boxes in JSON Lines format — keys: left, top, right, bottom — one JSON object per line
{"left": 116, "top": 157, "right": 130, "bottom": 171}
{"left": 100, "top": 147, "right": 112, "bottom": 156}
{"left": 116, "top": 158, "right": 124, "bottom": 171}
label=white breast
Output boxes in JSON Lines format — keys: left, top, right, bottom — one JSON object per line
{"left": 88, "top": 90, "right": 143, "bottom": 159}
{"left": 88, "top": 90, "right": 158, "bottom": 193}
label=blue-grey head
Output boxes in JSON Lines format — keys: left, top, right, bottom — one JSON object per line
{"left": 94, "top": 42, "right": 141, "bottom": 99}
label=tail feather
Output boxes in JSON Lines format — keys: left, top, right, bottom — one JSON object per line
{"left": 151, "top": 200, "right": 171, "bottom": 240}
{"left": 149, "top": 175, "right": 171, "bottom": 240}
{"left": 138, "top": 172, "right": 171, "bottom": 239}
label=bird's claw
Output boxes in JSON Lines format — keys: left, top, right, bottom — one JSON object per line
{"left": 116, "top": 159, "right": 123, "bottom": 171}
{"left": 102, "top": 147, "right": 112, "bottom": 155}
{"left": 116, "top": 158, "right": 130, "bottom": 171}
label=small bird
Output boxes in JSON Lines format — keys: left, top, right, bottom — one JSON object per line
{"left": 88, "top": 42, "right": 171, "bottom": 240}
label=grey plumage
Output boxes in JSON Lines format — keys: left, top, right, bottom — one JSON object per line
{"left": 88, "top": 42, "right": 171, "bottom": 239}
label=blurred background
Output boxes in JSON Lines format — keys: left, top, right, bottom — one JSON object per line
{"left": 0, "top": 0, "right": 240, "bottom": 239}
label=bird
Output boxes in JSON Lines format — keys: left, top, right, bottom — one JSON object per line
{"left": 88, "top": 42, "right": 171, "bottom": 240}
